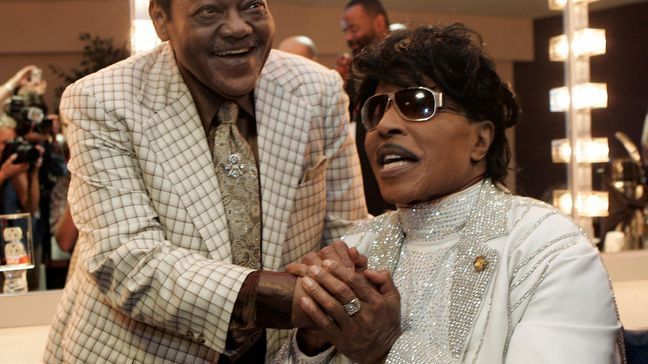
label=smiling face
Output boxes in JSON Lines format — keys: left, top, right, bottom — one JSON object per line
{"left": 364, "top": 82, "right": 493, "bottom": 205}
{"left": 150, "top": 0, "right": 275, "bottom": 99}
{"left": 341, "top": 4, "right": 384, "bottom": 55}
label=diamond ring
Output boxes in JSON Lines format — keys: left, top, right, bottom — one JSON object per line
{"left": 343, "top": 298, "right": 361, "bottom": 316}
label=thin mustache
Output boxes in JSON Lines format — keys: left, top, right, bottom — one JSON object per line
{"left": 376, "top": 143, "right": 418, "bottom": 160}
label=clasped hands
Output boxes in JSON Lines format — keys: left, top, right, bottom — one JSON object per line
{"left": 287, "top": 241, "right": 402, "bottom": 363}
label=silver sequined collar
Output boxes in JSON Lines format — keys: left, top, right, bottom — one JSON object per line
{"left": 396, "top": 181, "right": 483, "bottom": 242}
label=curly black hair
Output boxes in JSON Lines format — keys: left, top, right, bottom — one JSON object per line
{"left": 352, "top": 23, "right": 520, "bottom": 184}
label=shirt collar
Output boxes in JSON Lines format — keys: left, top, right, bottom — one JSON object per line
{"left": 177, "top": 62, "right": 255, "bottom": 130}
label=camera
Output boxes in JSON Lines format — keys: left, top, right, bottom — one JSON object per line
{"left": 1, "top": 137, "right": 40, "bottom": 165}
{"left": 30, "top": 67, "right": 42, "bottom": 83}
{"left": 7, "top": 95, "right": 48, "bottom": 136}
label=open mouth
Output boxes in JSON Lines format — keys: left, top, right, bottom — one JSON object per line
{"left": 376, "top": 144, "right": 419, "bottom": 171}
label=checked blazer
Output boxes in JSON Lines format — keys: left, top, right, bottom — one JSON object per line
{"left": 44, "top": 43, "right": 367, "bottom": 363}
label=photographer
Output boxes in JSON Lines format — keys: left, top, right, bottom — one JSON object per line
{"left": 2, "top": 67, "right": 59, "bottom": 291}
{"left": 0, "top": 123, "right": 43, "bottom": 215}
{"left": 0, "top": 120, "right": 44, "bottom": 292}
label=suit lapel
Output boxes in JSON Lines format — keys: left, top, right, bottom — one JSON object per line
{"left": 141, "top": 44, "right": 231, "bottom": 262}
{"left": 255, "top": 72, "right": 311, "bottom": 271}
{"left": 140, "top": 48, "right": 313, "bottom": 268}
{"left": 448, "top": 181, "right": 511, "bottom": 357}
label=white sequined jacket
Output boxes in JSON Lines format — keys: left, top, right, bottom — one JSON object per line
{"left": 277, "top": 180, "right": 621, "bottom": 363}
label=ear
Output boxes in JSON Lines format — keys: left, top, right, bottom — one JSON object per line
{"left": 149, "top": 1, "right": 170, "bottom": 42}
{"left": 470, "top": 120, "right": 494, "bottom": 163}
{"left": 374, "top": 14, "right": 388, "bottom": 36}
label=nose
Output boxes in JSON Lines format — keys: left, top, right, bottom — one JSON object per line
{"left": 374, "top": 102, "right": 406, "bottom": 137}
{"left": 220, "top": 9, "right": 253, "bottom": 38}
{"left": 344, "top": 31, "right": 354, "bottom": 43}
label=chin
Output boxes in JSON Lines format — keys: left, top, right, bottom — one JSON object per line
{"left": 379, "top": 189, "right": 412, "bottom": 206}
{"left": 216, "top": 80, "right": 256, "bottom": 98}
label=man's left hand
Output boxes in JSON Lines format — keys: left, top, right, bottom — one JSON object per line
{"left": 285, "top": 240, "right": 367, "bottom": 277}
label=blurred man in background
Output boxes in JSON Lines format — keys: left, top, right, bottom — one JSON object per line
{"left": 341, "top": 0, "right": 389, "bottom": 56}
{"left": 340, "top": 0, "right": 393, "bottom": 215}
{"left": 278, "top": 35, "right": 318, "bottom": 61}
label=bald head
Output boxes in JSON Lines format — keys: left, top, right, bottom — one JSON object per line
{"left": 278, "top": 36, "right": 317, "bottom": 61}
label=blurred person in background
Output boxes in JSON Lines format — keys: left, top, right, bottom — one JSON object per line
{"left": 2, "top": 65, "right": 65, "bottom": 290}
{"left": 1, "top": 65, "right": 39, "bottom": 104}
{"left": 47, "top": 117, "right": 78, "bottom": 283}
{"left": 340, "top": 0, "right": 394, "bottom": 216}
{"left": 278, "top": 35, "right": 318, "bottom": 61}
{"left": 341, "top": 0, "right": 389, "bottom": 57}
{"left": 0, "top": 123, "right": 42, "bottom": 215}
{"left": 0, "top": 63, "right": 47, "bottom": 221}
{"left": 0, "top": 110, "right": 44, "bottom": 291}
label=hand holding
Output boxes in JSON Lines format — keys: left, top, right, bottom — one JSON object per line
{"left": 299, "top": 259, "right": 401, "bottom": 363}
{"left": 285, "top": 240, "right": 367, "bottom": 277}
{"left": 0, "top": 154, "right": 29, "bottom": 181}
{"left": 8, "top": 65, "right": 38, "bottom": 89}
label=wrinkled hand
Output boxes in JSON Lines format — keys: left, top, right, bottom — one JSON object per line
{"left": 287, "top": 242, "right": 369, "bottom": 356}
{"left": 286, "top": 240, "right": 367, "bottom": 277}
{"left": 299, "top": 260, "right": 402, "bottom": 364}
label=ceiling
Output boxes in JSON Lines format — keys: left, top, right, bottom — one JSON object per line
{"left": 276, "top": 0, "right": 648, "bottom": 19}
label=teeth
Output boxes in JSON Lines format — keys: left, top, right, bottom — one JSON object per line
{"left": 381, "top": 154, "right": 404, "bottom": 165}
{"left": 381, "top": 160, "right": 411, "bottom": 170}
{"left": 216, "top": 48, "right": 250, "bottom": 56}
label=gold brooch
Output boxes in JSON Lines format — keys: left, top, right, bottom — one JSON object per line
{"left": 473, "top": 255, "right": 488, "bottom": 272}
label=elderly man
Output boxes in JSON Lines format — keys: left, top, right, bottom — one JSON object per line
{"left": 43, "top": 0, "right": 366, "bottom": 362}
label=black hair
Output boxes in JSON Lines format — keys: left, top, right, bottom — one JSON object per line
{"left": 344, "top": 0, "right": 390, "bottom": 26}
{"left": 352, "top": 23, "right": 521, "bottom": 184}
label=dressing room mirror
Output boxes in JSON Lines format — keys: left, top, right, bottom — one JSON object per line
{"left": 0, "top": 0, "right": 645, "bottom": 292}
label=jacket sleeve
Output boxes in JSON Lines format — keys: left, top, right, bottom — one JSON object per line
{"left": 505, "top": 227, "right": 621, "bottom": 363}
{"left": 61, "top": 80, "right": 254, "bottom": 354}
{"left": 319, "top": 69, "right": 368, "bottom": 245}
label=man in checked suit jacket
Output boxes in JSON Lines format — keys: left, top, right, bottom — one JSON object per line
{"left": 44, "top": 0, "right": 367, "bottom": 362}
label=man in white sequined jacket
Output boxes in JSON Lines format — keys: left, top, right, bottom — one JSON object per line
{"left": 275, "top": 23, "right": 622, "bottom": 364}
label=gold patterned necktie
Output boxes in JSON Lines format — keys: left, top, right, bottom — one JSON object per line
{"left": 211, "top": 101, "right": 261, "bottom": 269}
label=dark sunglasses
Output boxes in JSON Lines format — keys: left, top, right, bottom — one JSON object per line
{"left": 360, "top": 86, "right": 461, "bottom": 130}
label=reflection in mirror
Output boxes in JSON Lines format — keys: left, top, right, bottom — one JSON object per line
{"left": 0, "top": 0, "right": 645, "bottom": 293}
{"left": 514, "top": 1, "right": 648, "bottom": 249}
